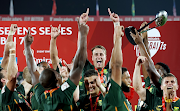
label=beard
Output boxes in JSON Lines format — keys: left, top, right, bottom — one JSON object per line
{"left": 121, "top": 82, "right": 130, "bottom": 92}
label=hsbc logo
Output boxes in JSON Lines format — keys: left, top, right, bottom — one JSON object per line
{"left": 134, "top": 28, "right": 167, "bottom": 57}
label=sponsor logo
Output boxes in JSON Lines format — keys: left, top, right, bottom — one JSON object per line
{"left": 134, "top": 28, "right": 167, "bottom": 57}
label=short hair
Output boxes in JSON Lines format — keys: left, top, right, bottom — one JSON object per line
{"left": 91, "top": 45, "right": 107, "bottom": 55}
{"left": 84, "top": 69, "right": 98, "bottom": 78}
{"left": 23, "top": 66, "right": 32, "bottom": 84}
{"left": 39, "top": 68, "right": 57, "bottom": 89}
{"left": 161, "top": 73, "right": 178, "bottom": 84}
{"left": 37, "top": 61, "right": 47, "bottom": 66}
{"left": 122, "top": 67, "right": 128, "bottom": 75}
{"left": 156, "top": 62, "right": 170, "bottom": 74}
{"left": 0, "top": 72, "right": 4, "bottom": 88}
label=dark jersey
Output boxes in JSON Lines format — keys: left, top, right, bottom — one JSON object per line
{"left": 102, "top": 79, "right": 132, "bottom": 111}
{"left": 34, "top": 78, "right": 76, "bottom": 111}
{"left": 77, "top": 93, "right": 104, "bottom": 111}
{"left": 145, "top": 89, "right": 180, "bottom": 111}
{"left": 1, "top": 85, "right": 31, "bottom": 111}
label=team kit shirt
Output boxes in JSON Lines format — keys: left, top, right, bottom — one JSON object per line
{"left": 79, "top": 59, "right": 110, "bottom": 95}
{"left": 1, "top": 84, "right": 31, "bottom": 111}
{"left": 34, "top": 78, "right": 76, "bottom": 111}
{"left": 102, "top": 79, "right": 132, "bottom": 111}
{"left": 145, "top": 89, "right": 180, "bottom": 111}
{"left": 136, "top": 76, "right": 163, "bottom": 111}
{"left": 77, "top": 93, "right": 104, "bottom": 111}
{"left": 144, "top": 76, "right": 163, "bottom": 96}
{"left": 28, "top": 87, "right": 43, "bottom": 111}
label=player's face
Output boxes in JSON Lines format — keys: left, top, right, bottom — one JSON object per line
{"left": 84, "top": 76, "right": 99, "bottom": 96}
{"left": 92, "top": 48, "right": 106, "bottom": 69}
{"left": 161, "top": 77, "right": 178, "bottom": 91}
{"left": 155, "top": 64, "right": 166, "bottom": 77}
{"left": 122, "top": 71, "right": 132, "bottom": 87}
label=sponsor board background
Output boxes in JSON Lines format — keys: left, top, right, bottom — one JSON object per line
{"left": 0, "top": 21, "right": 179, "bottom": 110}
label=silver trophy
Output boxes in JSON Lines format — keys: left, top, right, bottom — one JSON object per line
{"left": 125, "top": 10, "right": 168, "bottom": 45}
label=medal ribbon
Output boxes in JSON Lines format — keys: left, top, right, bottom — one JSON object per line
{"left": 162, "top": 96, "right": 179, "bottom": 111}
{"left": 94, "top": 67, "right": 104, "bottom": 83}
{"left": 44, "top": 87, "right": 59, "bottom": 98}
{"left": 17, "top": 91, "right": 32, "bottom": 111}
{"left": 123, "top": 87, "right": 134, "bottom": 100}
{"left": 89, "top": 92, "right": 101, "bottom": 111}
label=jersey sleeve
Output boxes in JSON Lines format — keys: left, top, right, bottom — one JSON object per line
{"left": 104, "top": 79, "right": 125, "bottom": 107}
{"left": 60, "top": 78, "right": 76, "bottom": 101}
{"left": 34, "top": 83, "right": 45, "bottom": 104}
{"left": 16, "top": 84, "right": 25, "bottom": 95}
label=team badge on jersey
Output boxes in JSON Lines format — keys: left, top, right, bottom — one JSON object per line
{"left": 61, "top": 82, "right": 70, "bottom": 91}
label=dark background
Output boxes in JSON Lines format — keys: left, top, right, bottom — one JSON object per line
{"left": 0, "top": 0, "right": 179, "bottom": 16}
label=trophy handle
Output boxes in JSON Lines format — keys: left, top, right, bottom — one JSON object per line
{"left": 137, "top": 17, "right": 159, "bottom": 32}
{"left": 140, "top": 26, "right": 159, "bottom": 33}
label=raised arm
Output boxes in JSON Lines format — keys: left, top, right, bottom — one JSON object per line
{"left": 140, "top": 22, "right": 151, "bottom": 80}
{"left": 50, "top": 24, "right": 61, "bottom": 70}
{"left": 1, "top": 24, "right": 17, "bottom": 70}
{"left": 77, "top": 8, "right": 89, "bottom": 49}
{"left": 133, "top": 56, "right": 147, "bottom": 101}
{"left": 24, "top": 28, "right": 40, "bottom": 86}
{"left": 108, "top": 8, "right": 124, "bottom": 86}
{"left": 69, "top": 18, "right": 88, "bottom": 85}
{"left": 6, "top": 42, "right": 18, "bottom": 91}
{"left": 130, "top": 29, "right": 161, "bottom": 88}
{"left": 108, "top": 8, "right": 123, "bottom": 69}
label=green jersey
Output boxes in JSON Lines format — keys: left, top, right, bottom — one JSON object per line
{"left": 102, "top": 79, "right": 132, "bottom": 111}
{"left": 136, "top": 77, "right": 163, "bottom": 111}
{"left": 1, "top": 84, "right": 31, "bottom": 111}
{"left": 34, "top": 78, "right": 76, "bottom": 111}
{"left": 145, "top": 89, "right": 180, "bottom": 111}
{"left": 77, "top": 93, "right": 104, "bottom": 111}
{"left": 27, "top": 87, "right": 43, "bottom": 111}
{"left": 79, "top": 59, "right": 110, "bottom": 95}
{"left": 144, "top": 76, "right": 163, "bottom": 97}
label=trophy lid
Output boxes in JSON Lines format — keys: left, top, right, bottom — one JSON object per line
{"left": 155, "top": 10, "right": 168, "bottom": 26}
